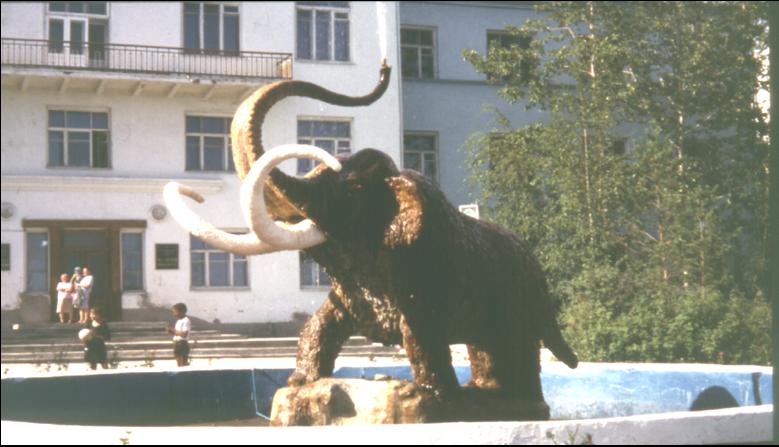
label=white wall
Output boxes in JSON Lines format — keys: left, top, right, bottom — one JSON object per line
{"left": 0, "top": 2, "right": 45, "bottom": 40}
{"left": 0, "top": 226, "right": 24, "bottom": 312}
{"left": 1, "top": 1, "right": 401, "bottom": 323}
{"left": 109, "top": 2, "right": 181, "bottom": 47}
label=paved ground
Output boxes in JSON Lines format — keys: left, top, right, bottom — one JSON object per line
{"left": 0, "top": 320, "right": 471, "bottom": 378}
{"left": 2, "top": 405, "right": 773, "bottom": 445}
{"left": 0, "top": 321, "right": 410, "bottom": 371}
{"left": 0, "top": 354, "right": 423, "bottom": 379}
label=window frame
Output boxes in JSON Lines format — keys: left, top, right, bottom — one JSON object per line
{"left": 299, "top": 251, "right": 331, "bottom": 289}
{"left": 296, "top": 117, "right": 352, "bottom": 174}
{"left": 1, "top": 243, "right": 10, "bottom": 271}
{"left": 48, "top": 2, "right": 109, "bottom": 16}
{"left": 485, "top": 29, "right": 532, "bottom": 82}
{"left": 120, "top": 230, "right": 144, "bottom": 292}
{"left": 183, "top": 2, "right": 241, "bottom": 54}
{"left": 184, "top": 115, "right": 235, "bottom": 172}
{"left": 25, "top": 230, "right": 50, "bottom": 293}
{"left": 403, "top": 131, "right": 439, "bottom": 181}
{"left": 47, "top": 108, "right": 111, "bottom": 169}
{"left": 295, "top": 2, "right": 351, "bottom": 62}
{"left": 47, "top": 3, "right": 109, "bottom": 56}
{"left": 400, "top": 26, "right": 437, "bottom": 79}
{"left": 190, "top": 234, "right": 249, "bottom": 289}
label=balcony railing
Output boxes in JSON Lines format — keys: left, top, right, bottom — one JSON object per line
{"left": 1, "top": 38, "right": 293, "bottom": 80}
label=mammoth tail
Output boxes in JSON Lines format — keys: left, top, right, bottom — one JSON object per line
{"left": 542, "top": 324, "right": 578, "bottom": 369}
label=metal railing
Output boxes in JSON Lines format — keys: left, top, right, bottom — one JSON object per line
{"left": 1, "top": 38, "right": 293, "bottom": 80}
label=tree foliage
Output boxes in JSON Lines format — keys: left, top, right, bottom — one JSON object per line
{"left": 464, "top": 1, "right": 770, "bottom": 364}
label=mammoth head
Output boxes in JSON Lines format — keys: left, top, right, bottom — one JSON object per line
{"left": 164, "top": 61, "right": 402, "bottom": 255}
{"left": 243, "top": 145, "right": 425, "bottom": 251}
{"left": 162, "top": 145, "right": 341, "bottom": 255}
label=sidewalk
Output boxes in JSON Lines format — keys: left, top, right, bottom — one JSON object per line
{"left": 1, "top": 321, "right": 407, "bottom": 367}
{"left": 2, "top": 405, "right": 773, "bottom": 445}
{"left": 1, "top": 344, "right": 471, "bottom": 379}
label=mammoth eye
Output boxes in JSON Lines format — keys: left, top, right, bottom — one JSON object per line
{"left": 346, "top": 180, "right": 364, "bottom": 192}
{"left": 343, "top": 171, "right": 367, "bottom": 193}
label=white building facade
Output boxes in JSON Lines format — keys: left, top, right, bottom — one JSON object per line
{"left": 1, "top": 1, "right": 402, "bottom": 324}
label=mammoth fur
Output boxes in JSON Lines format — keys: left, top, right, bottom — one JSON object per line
{"left": 165, "top": 61, "right": 577, "bottom": 411}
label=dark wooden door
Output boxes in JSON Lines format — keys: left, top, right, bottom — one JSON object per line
{"left": 61, "top": 230, "right": 114, "bottom": 319}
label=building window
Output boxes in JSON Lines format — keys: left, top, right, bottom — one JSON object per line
{"left": 190, "top": 235, "right": 247, "bottom": 288}
{"left": 297, "top": 119, "right": 351, "bottom": 174}
{"left": 47, "top": 3, "right": 108, "bottom": 63}
{"left": 300, "top": 252, "right": 330, "bottom": 288}
{"left": 49, "top": 2, "right": 107, "bottom": 15}
{"left": 401, "top": 27, "right": 435, "bottom": 79}
{"left": 26, "top": 232, "right": 49, "bottom": 292}
{"left": 486, "top": 31, "right": 531, "bottom": 82}
{"left": 296, "top": 2, "right": 350, "bottom": 62}
{"left": 184, "top": 2, "right": 239, "bottom": 53}
{"left": 609, "top": 137, "right": 628, "bottom": 156}
{"left": 48, "top": 110, "right": 110, "bottom": 168}
{"left": 1, "top": 244, "right": 10, "bottom": 271}
{"left": 47, "top": 18, "right": 67, "bottom": 53}
{"left": 121, "top": 232, "right": 143, "bottom": 291}
{"left": 404, "top": 133, "right": 438, "bottom": 180}
{"left": 185, "top": 116, "right": 234, "bottom": 172}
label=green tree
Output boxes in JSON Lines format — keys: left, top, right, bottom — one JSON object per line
{"left": 464, "top": 1, "right": 770, "bottom": 364}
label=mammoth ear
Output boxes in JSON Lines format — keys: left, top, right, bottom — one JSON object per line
{"left": 383, "top": 175, "right": 423, "bottom": 247}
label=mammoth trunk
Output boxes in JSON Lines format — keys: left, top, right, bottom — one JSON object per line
{"left": 268, "top": 170, "right": 321, "bottom": 214}
{"left": 239, "top": 144, "right": 342, "bottom": 251}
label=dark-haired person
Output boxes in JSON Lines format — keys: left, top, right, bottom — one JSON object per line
{"left": 82, "top": 307, "right": 110, "bottom": 370}
{"left": 167, "top": 303, "right": 191, "bottom": 367}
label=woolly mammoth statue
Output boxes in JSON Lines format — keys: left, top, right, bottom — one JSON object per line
{"left": 165, "top": 60, "right": 577, "bottom": 415}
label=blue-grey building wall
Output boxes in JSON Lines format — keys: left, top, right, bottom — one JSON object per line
{"left": 399, "top": 1, "right": 545, "bottom": 206}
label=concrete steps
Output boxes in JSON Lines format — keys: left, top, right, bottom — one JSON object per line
{"left": 0, "top": 322, "right": 402, "bottom": 364}
{"left": 0, "top": 345, "right": 401, "bottom": 363}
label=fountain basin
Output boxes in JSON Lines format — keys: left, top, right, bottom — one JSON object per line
{"left": 1, "top": 362, "right": 770, "bottom": 426}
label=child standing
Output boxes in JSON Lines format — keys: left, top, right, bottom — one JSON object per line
{"left": 82, "top": 307, "right": 110, "bottom": 370}
{"left": 167, "top": 303, "right": 191, "bottom": 367}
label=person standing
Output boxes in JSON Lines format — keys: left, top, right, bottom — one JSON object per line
{"left": 167, "top": 303, "right": 191, "bottom": 367}
{"left": 55, "top": 273, "right": 74, "bottom": 324}
{"left": 76, "top": 267, "right": 94, "bottom": 324}
{"left": 70, "top": 267, "right": 82, "bottom": 323}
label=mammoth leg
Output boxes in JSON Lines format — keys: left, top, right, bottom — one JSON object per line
{"left": 399, "top": 313, "right": 459, "bottom": 400}
{"left": 487, "top": 338, "right": 544, "bottom": 402}
{"left": 288, "top": 291, "right": 355, "bottom": 386}
{"left": 466, "top": 341, "right": 544, "bottom": 402}
{"left": 466, "top": 344, "right": 500, "bottom": 389}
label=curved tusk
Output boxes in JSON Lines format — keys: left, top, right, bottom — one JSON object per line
{"left": 163, "top": 182, "right": 281, "bottom": 256}
{"left": 240, "top": 144, "right": 341, "bottom": 250}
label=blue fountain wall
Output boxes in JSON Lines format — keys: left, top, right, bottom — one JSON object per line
{"left": 1, "top": 364, "right": 771, "bottom": 425}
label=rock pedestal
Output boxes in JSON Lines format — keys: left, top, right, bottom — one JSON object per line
{"left": 270, "top": 378, "right": 550, "bottom": 426}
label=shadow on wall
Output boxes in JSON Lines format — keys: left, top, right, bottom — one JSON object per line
{"left": 690, "top": 386, "right": 740, "bottom": 411}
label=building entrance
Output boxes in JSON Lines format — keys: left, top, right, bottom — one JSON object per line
{"left": 62, "top": 229, "right": 110, "bottom": 318}
{"left": 22, "top": 219, "right": 146, "bottom": 322}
